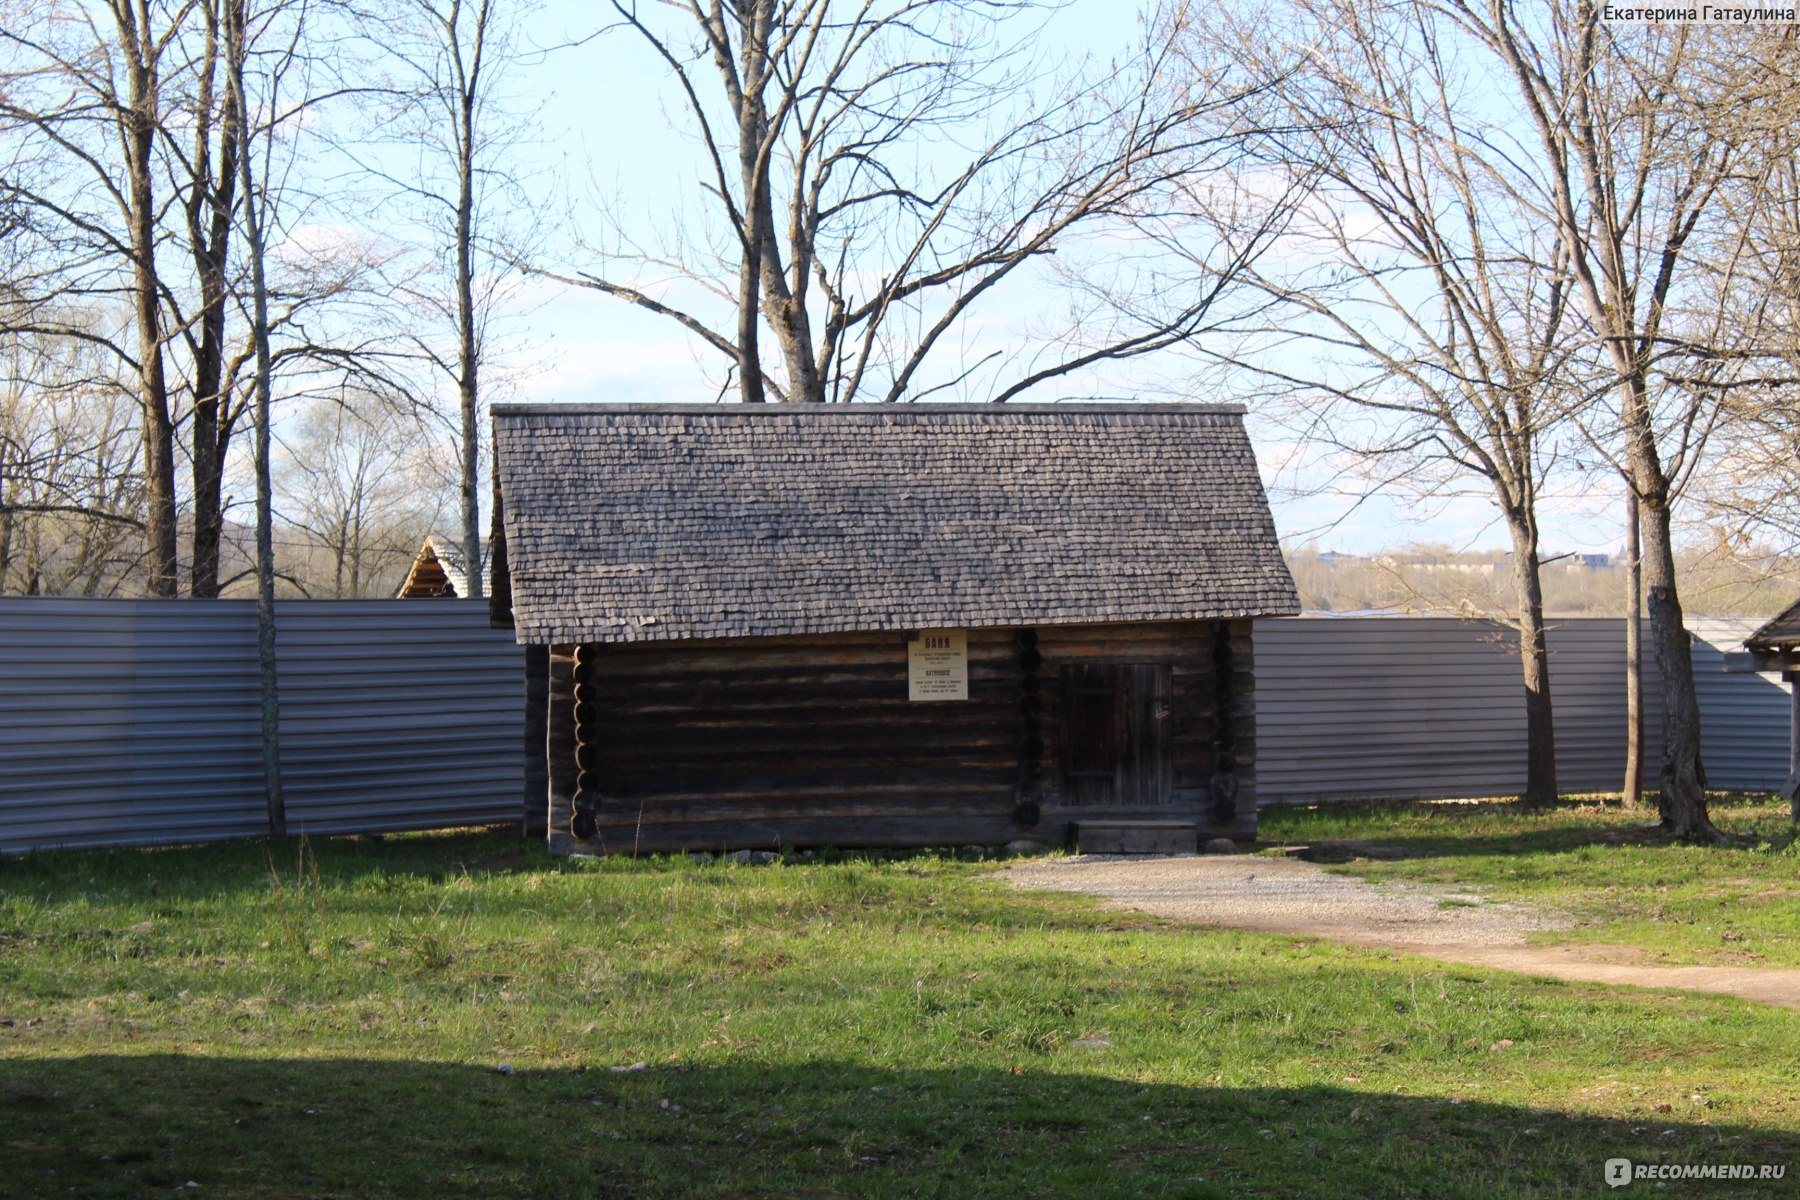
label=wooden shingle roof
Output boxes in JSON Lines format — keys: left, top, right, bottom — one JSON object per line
{"left": 1746, "top": 595, "right": 1800, "bottom": 652}
{"left": 492, "top": 403, "right": 1300, "bottom": 644}
{"left": 396, "top": 535, "right": 489, "bottom": 599}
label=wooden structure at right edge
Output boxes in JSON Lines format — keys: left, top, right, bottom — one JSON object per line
{"left": 490, "top": 403, "right": 1301, "bottom": 855}
{"left": 1744, "top": 596, "right": 1800, "bottom": 817}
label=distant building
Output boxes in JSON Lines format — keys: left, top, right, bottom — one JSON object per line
{"left": 1375, "top": 553, "right": 1497, "bottom": 574}
{"left": 1542, "top": 552, "right": 1611, "bottom": 570}
{"left": 396, "top": 535, "right": 489, "bottom": 599}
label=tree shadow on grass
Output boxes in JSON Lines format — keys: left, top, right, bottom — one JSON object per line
{"left": 0, "top": 827, "right": 1029, "bottom": 910}
{"left": 0, "top": 827, "right": 557, "bottom": 906}
{"left": 1, "top": 1054, "right": 1792, "bottom": 1199}
{"left": 1259, "top": 795, "right": 1797, "bottom": 866}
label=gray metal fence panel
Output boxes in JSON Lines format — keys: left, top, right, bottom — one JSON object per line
{"left": 0, "top": 602, "right": 1788, "bottom": 852}
{"left": 0, "top": 598, "right": 523, "bottom": 853}
{"left": 0, "top": 598, "right": 265, "bottom": 852}
{"left": 1256, "top": 618, "right": 1530, "bottom": 803}
{"left": 1256, "top": 617, "right": 1785, "bottom": 804}
{"left": 1538, "top": 619, "right": 1666, "bottom": 793}
{"left": 276, "top": 603, "right": 526, "bottom": 835}
{"left": 1691, "top": 619, "right": 1794, "bottom": 792}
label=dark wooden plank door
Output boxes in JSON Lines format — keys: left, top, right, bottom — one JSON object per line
{"left": 1121, "top": 663, "right": 1174, "bottom": 806}
{"left": 1062, "top": 663, "right": 1173, "bottom": 806}
{"left": 1064, "top": 664, "right": 1120, "bottom": 806}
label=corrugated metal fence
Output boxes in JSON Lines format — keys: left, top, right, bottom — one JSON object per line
{"left": 1256, "top": 617, "right": 1791, "bottom": 802}
{"left": 0, "top": 598, "right": 523, "bottom": 853}
{"left": 0, "top": 601, "right": 1790, "bottom": 852}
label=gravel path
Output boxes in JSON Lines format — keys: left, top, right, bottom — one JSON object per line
{"left": 1004, "top": 854, "right": 1569, "bottom": 946}
{"left": 1001, "top": 854, "right": 1800, "bottom": 1010}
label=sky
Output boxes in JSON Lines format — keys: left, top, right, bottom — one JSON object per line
{"left": 470, "top": 0, "right": 1634, "bottom": 560}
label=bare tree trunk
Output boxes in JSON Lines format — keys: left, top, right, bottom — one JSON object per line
{"left": 1616, "top": 360, "right": 1713, "bottom": 837}
{"left": 0, "top": 483, "right": 13, "bottom": 590}
{"left": 743, "top": 7, "right": 818, "bottom": 405}
{"left": 733, "top": 0, "right": 771, "bottom": 405}
{"left": 1508, "top": 520, "right": 1557, "bottom": 804}
{"left": 452, "top": 1, "right": 485, "bottom": 595}
{"left": 189, "top": 391, "right": 225, "bottom": 596}
{"left": 1622, "top": 488, "right": 1644, "bottom": 809}
{"left": 0, "top": 428, "right": 15, "bottom": 589}
{"left": 226, "top": 0, "right": 284, "bottom": 837}
{"left": 118, "top": 7, "right": 179, "bottom": 597}
{"left": 252, "top": 333, "right": 284, "bottom": 836}
{"left": 379, "top": 0, "right": 541, "bottom": 535}
{"left": 455, "top": 131, "right": 483, "bottom": 592}
{"left": 1639, "top": 480, "right": 1714, "bottom": 839}
{"left": 1788, "top": 683, "right": 1799, "bottom": 822}
{"left": 189, "top": 0, "right": 241, "bottom": 599}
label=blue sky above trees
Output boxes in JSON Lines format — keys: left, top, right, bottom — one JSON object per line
{"left": 449, "top": 0, "right": 1638, "bottom": 558}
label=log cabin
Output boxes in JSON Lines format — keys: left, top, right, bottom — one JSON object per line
{"left": 1743, "top": 597, "right": 1800, "bottom": 814}
{"left": 489, "top": 403, "right": 1301, "bottom": 855}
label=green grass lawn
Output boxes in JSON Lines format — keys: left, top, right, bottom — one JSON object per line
{"left": 1259, "top": 793, "right": 1800, "bottom": 968}
{"left": 2, "top": 804, "right": 1798, "bottom": 1198}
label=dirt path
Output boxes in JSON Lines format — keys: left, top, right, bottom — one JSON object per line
{"left": 1002, "top": 855, "right": 1800, "bottom": 1011}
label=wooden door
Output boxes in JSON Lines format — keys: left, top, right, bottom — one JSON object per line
{"left": 1062, "top": 663, "right": 1173, "bottom": 806}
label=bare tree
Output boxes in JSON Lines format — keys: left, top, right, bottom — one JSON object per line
{"left": 173, "top": 0, "right": 248, "bottom": 598}
{"left": 223, "top": 0, "right": 297, "bottom": 837}
{"left": 3, "top": 0, "right": 435, "bottom": 602}
{"left": 1177, "top": 0, "right": 1588, "bottom": 803}
{"left": 1450, "top": 2, "right": 1794, "bottom": 838}
{"left": 0, "top": 1, "right": 189, "bottom": 594}
{"left": 1681, "top": 26, "right": 1800, "bottom": 561}
{"left": 115, "top": 1, "right": 181, "bottom": 594}
{"left": 0, "top": 173, "right": 144, "bottom": 595}
{"left": 274, "top": 394, "right": 452, "bottom": 596}
{"left": 358, "top": 0, "right": 547, "bottom": 598}
{"left": 423, "top": 0, "right": 495, "bottom": 599}
{"left": 210, "top": 0, "right": 434, "bottom": 828}
{"left": 0, "top": 364, "right": 146, "bottom": 596}
{"left": 546, "top": 0, "right": 1297, "bottom": 405}
{"left": 1701, "top": 403, "right": 1800, "bottom": 553}
{"left": 167, "top": 0, "right": 444, "bottom": 599}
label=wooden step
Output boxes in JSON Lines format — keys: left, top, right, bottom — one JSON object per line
{"left": 1075, "top": 819, "right": 1198, "bottom": 856}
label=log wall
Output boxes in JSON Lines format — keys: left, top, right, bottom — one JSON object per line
{"left": 546, "top": 644, "right": 577, "bottom": 838}
{"left": 522, "top": 645, "right": 549, "bottom": 835}
{"left": 548, "top": 620, "right": 1257, "bottom": 854}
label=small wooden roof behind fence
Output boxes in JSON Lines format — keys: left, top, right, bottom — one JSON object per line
{"left": 491, "top": 403, "right": 1300, "bottom": 644}
{"left": 396, "top": 535, "right": 487, "bottom": 599}
{"left": 1746, "top": 595, "right": 1800, "bottom": 657}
